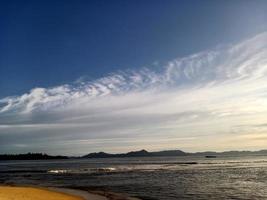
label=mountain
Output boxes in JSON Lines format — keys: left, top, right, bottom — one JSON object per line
{"left": 83, "top": 149, "right": 267, "bottom": 159}
{"left": 82, "top": 149, "right": 186, "bottom": 158}
{"left": 81, "top": 151, "right": 114, "bottom": 158}
{"left": 125, "top": 149, "right": 150, "bottom": 157}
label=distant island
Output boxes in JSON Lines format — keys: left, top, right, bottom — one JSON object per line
{"left": 82, "top": 149, "right": 186, "bottom": 158}
{"left": 82, "top": 149, "right": 267, "bottom": 158}
{"left": 0, "top": 153, "right": 68, "bottom": 160}
{"left": 1, "top": 149, "right": 267, "bottom": 160}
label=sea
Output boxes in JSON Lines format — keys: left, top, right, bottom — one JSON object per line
{"left": 1, "top": 155, "right": 267, "bottom": 200}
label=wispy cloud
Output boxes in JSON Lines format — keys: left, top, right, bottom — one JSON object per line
{"left": 1, "top": 32, "right": 267, "bottom": 155}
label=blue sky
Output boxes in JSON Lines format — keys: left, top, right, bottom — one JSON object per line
{"left": 1, "top": 0, "right": 267, "bottom": 98}
{"left": 0, "top": 1, "right": 267, "bottom": 155}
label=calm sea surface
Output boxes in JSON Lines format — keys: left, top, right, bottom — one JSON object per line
{"left": 1, "top": 155, "right": 267, "bottom": 199}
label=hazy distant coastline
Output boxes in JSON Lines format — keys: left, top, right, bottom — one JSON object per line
{"left": 1, "top": 149, "right": 267, "bottom": 160}
{"left": 0, "top": 153, "right": 68, "bottom": 160}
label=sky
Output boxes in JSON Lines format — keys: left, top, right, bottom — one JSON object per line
{"left": 0, "top": 0, "right": 267, "bottom": 155}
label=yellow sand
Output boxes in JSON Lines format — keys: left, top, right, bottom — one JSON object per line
{"left": 0, "top": 186, "right": 84, "bottom": 200}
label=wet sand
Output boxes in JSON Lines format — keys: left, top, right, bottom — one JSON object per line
{"left": 50, "top": 187, "right": 140, "bottom": 200}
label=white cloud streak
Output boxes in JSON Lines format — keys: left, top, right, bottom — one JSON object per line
{"left": 1, "top": 32, "right": 267, "bottom": 155}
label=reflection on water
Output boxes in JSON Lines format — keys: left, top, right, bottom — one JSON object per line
{"left": 1, "top": 155, "right": 267, "bottom": 199}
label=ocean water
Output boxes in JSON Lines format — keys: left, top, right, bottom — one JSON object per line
{"left": 1, "top": 155, "right": 267, "bottom": 199}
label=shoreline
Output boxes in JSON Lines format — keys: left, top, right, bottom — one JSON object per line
{"left": 49, "top": 187, "right": 140, "bottom": 200}
{"left": 47, "top": 187, "right": 107, "bottom": 200}
{"left": 0, "top": 185, "right": 141, "bottom": 200}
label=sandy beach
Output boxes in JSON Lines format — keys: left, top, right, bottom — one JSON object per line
{"left": 0, "top": 186, "right": 141, "bottom": 200}
{"left": 0, "top": 186, "right": 107, "bottom": 200}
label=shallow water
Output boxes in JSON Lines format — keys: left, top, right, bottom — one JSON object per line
{"left": 1, "top": 155, "right": 267, "bottom": 199}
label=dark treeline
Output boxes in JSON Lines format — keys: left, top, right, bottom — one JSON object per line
{"left": 0, "top": 153, "right": 68, "bottom": 160}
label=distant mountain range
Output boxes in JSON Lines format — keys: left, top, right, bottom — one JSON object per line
{"left": 1, "top": 149, "right": 267, "bottom": 160}
{"left": 82, "top": 149, "right": 267, "bottom": 158}
{"left": 82, "top": 149, "right": 186, "bottom": 158}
